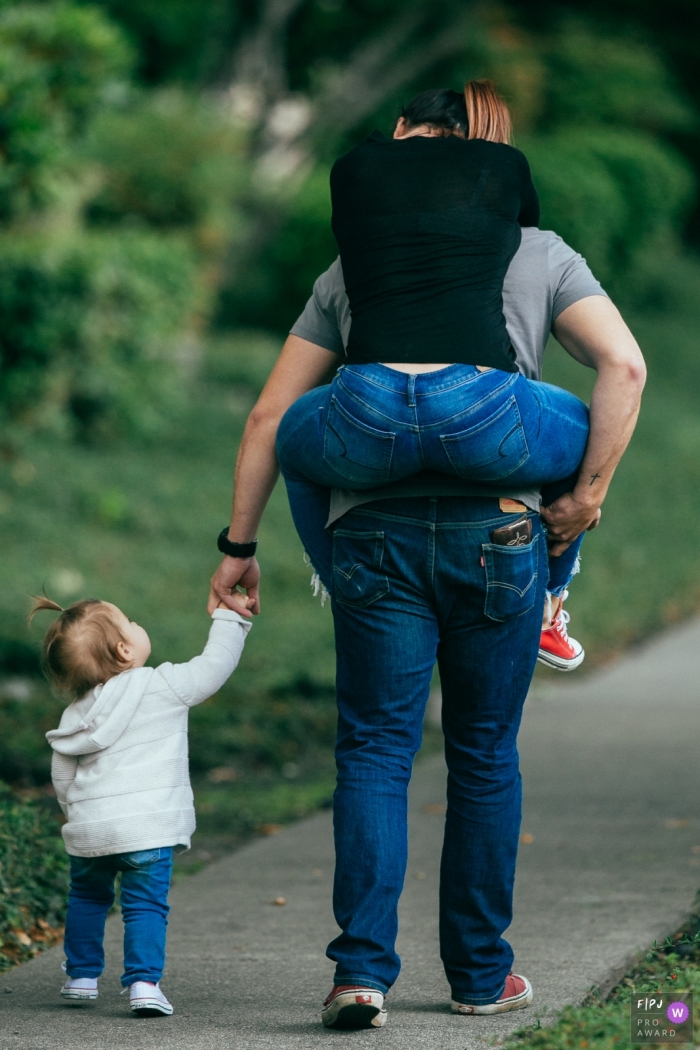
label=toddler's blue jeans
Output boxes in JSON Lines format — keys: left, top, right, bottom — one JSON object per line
{"left": 64, "top": 847, "right": 173, "bottom": 987}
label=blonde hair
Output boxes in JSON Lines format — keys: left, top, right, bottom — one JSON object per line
{"left": 464, "top": 80, "right": 512, "bottom": 145}
{"left": 29, "top": 596, "right": 128, "bottom": 700}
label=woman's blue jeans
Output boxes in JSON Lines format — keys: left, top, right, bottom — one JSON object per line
{"left": 64, "top": 847, "right": 173, "bottom": 987}
{"left": 277, "top": 364, "right": 590, "bottom": 595}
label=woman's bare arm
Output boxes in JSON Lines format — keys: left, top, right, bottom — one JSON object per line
{"left": 207, "top": 335, "right": 339, "bottom": 615}
{"left": 543, "top": 296, "right": 646, "bottom": 555}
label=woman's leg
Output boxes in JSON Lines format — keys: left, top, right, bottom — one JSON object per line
{"left": 118, "top": 848, "right": 173, "bottom": 987}
{"left": 541, "top": 471, "right": 586, "bottom": 597}
{"left": 433, "top": 376, "right": 590, "bottom": 489}
{"left": 64, "top": 856, "right": 117, "bottom": 978}
{"left": 277, "top": 383, "right": 415, "bottom": 490}
{"left": 278, "top": 368, "right": 590, "bottom": 503}
{"left": 281, "top": 468, "right": 334, "bottom": 590}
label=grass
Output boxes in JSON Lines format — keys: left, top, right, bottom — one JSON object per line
{"left": 505, "top": 915, "right": 700, "bottom": 1050}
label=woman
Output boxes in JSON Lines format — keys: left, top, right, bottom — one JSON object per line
{"left": 277, "top": 81, "right": 591, "bottom": 667}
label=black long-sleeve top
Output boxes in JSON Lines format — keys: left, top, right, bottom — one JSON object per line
{"left": 330, "top": 131, "right": 540, "bottom": 370}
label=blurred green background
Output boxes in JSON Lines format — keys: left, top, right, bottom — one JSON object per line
{"left": 1, "top": 0, "right": 700, "bottom": 862}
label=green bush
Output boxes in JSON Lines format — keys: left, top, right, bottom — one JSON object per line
{"left": 216, "top": 164, "right": 337, "bottom": 333}
{"left": 0, "top": 228, "right": 200, "bottom": 439}
{"left": 188, "top": 677, "right": 338, "bottom": 776}
{"left": 0, "top": 782, "right": 68, "bottom": 971}
{"left": 86, "top": 89, "right": 248, "bottom": 242}
{"left": 524, "top": 128, "right": 694, "bottom": 288}
{"left": 0, "top": 2, "right": 133, "bottom": 220}
{"left": 0, "top": 686, "right": 64, "bottom": 784}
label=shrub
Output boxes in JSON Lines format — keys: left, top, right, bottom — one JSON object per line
{"left": 0, "top": 782, "right": 68, "bottom": 972}
{"left": 524, "top": 127, "right": 695, "bottom": 289}
{"left": 0, "top": 228, "right": 201, "bottom": 439}
{"left": 0, "top": 2, "right": 133, "bottom": 220}
{"left": 86, "top": 89, "right": 248, "bottom": 244}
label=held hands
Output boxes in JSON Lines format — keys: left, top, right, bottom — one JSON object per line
{"left": 541, "top": 492, "right": 601, "bottom": 557}
{"left": 208, "top": 555, "right": 260, "bottom": 617}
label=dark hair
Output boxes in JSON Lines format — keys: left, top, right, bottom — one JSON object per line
{"left": 29, "top": 596, "right": 128, "bottom": 700}
{"left": 401, "top": 88, "right": 468, "bottom": 135}
{"left": 400, "top": 81, "right": 512, "bottom": 144}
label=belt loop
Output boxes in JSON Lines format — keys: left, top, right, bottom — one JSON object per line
{"left": 407, "top": 373, "right": 416, "bottom": 407}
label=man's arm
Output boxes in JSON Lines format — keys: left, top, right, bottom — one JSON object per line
{"left": 207, "top": 335, "right": 339, "bottom": 615}
{"left": 542, "top": 295, "right": 646, "bottom": 555}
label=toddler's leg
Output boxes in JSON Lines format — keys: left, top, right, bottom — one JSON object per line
{"left": 118, "top": 848, "right": 173, "bottom": 987}
{"left": 64, "top": 856, "right": 117, "bottom": 978}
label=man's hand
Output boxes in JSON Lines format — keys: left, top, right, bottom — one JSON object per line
{"left": 541, "top": 493, "right": 601, "bottom": 557}
{"left": 208, "top": 556, "right": 260, "bottom": 617}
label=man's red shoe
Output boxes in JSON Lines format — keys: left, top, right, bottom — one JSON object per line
{"left": 538, "top": 606, "right": 584, "bottom": 671}
{"left": 321, "top": 985, "right": 387, "bottom": 1029}
{"left": 451, "top": 972, "right": 533, "bottom": 1015}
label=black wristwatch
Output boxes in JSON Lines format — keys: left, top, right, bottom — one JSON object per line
{"left": 217, "top": 527, "right": 257, "bottom": 559}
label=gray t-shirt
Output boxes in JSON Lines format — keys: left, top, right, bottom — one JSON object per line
{"left": 290, "top": 228, "right": 607, "bottom": 524}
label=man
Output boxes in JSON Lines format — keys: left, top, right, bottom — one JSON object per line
{"left": 208, "top": 226, "right": 645, "bottom": 1029}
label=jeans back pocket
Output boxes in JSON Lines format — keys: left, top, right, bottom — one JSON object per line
{"left": 333, "top": 529, "right": 389, "bottom": 608}
{"left": 441, "top": 396, "right": 529, "bottom": 481}
{"left": 121, "top": 848, "right": 162, "bottom": 869}
{"left": 324, "top": 396, "right": 395, "bottom": 486}
{"left": 482, "top": 534, "right": 538, "bottom": 622}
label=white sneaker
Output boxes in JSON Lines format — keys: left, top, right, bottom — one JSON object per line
{"left": 61, "top": 976, "right": 98, "bottom": 1001}
{"left": 129, "top": 981, "right": 174, "bottom": 1017}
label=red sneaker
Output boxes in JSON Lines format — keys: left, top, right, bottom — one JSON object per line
{"left": 451, "top": 972, "right": 533, "bottom": 1015}
{"left": 538, "top": 606, "right": 584, "bottom": 671}
{"left": 321, "top": 985, "right": 387, "bottom": 1029}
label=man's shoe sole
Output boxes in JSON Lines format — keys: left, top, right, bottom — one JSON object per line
{"left": 452, "top": 975, "right": 533, "bottom": 1015}
{"left": 537, "top": 646, "right": 584, "bottom": 671}
{"left": 322, "top": 990, "right": 387, "bottom": 1029}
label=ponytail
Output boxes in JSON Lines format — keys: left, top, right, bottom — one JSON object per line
{"left": 399, "top": 82, "right": 513, "bottom": 144}
{"left": 464, "top": 80, "right": 512, "bottom": 145}
{"left": 28, "top": 594, "right": 64, "bottom": 625}
{"left": 28, "top": 595, "right": 126, "bottom": 700}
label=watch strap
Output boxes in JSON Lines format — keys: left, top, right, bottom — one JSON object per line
{"left": 218, "top": 528, "right": 257, "bottom": 558}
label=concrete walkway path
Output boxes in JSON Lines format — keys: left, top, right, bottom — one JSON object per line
{"left": 3, "top": 618, "right": 700, "bottom": 1050}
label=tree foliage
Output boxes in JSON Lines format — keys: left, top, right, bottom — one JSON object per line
{"left": 0, "top": 0, "right": 698, "bottom": 412}
{"left": 0, "top": 2, "right": 132, "bottom": 220}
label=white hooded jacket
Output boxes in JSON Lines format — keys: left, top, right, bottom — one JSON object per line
{"left": 46, "top": 609, "right": 251, "bottom": 857}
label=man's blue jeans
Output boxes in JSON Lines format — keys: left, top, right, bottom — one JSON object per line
{"left": 282, "top": 483, "right": 547, "bottom": 1002}
{"left": 64, "top": 847, "right": 173, "bottom": 987}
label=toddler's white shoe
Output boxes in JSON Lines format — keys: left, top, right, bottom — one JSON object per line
{"left": 60, "top": 976, "right": 98, "bottom": 1001}
{"left": 129, "top": 981, "right": 174, "bottom": 1017}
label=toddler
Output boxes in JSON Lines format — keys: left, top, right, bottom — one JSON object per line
{"left": 33, "top": 595, "right": 252, "bottom": 1017}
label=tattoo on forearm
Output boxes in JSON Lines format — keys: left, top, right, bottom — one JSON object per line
{"left": 589, "top": 473, "right": 601, "bottom": 485}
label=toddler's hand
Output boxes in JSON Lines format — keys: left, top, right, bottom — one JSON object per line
{"left": 217, "top": 596, "right": 255, "bottom": 612}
